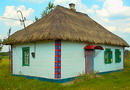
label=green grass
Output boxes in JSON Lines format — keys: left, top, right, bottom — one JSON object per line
{"left": 2, "top": 56, "right": 9, "bottom": 59}
{"left": 0, "top": 58, "right": 130, "bottom": 90}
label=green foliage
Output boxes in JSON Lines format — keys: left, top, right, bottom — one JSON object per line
{"left": 124, "top": 49, "right": 130, "bottom": 60}
{"left": 74, "top": 73, "right": 101, "bottom": 83}
{"left": 0, "top": 39, "right": 3, "bottom": 61}
{"left": 0, "top": 52, "right": 9, "bottom": 56}
{"left": 0, "top": 58, "right": 130, "bottom": 89}
{"left": 0, "top": 52, "right": 9, "bottom": 62}
{"left": 35, "top": 16, "right": 39, "bottom": 21}
{"left": 35, "top": 2, "right": 55, "bottom": 21}
{"left": 0, "top": 39, "right": 3, "bottom": 52}
{"left": 2, "top": 56, "right": 9, "bottom": 59}
{"left": 41, "top": 2, "right": 55, "bottom": 17}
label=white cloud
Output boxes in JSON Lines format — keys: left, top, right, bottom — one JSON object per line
{"left": 20, "top": 0, "right": 47, "bottom": 3}
{"left": 111, "top": 18, "right": 130, "bottom": 32}
{"left": 0, "top": 5, "right": 34, "bottom": 26}
{"left": 96, "top": 9, "right": 110, "bottom": 17}
{"left": 0, "top": 5, "right": 34, "bottom": 52}
{"left": 1, "top": 45, "right": 8, "bottom": 52}
{"left": 0, "top": 34, "right": 6, "bottom": 40}
{"left": 124, "top": 28, "right": 130, "bottom": 33}
{"left": 93, "top": 17, "right": 130, "bottom": 33}
{"left": 100, "top": 18, "right": 130, "bottom": 33}
{"left": 91, "top": 0, "right": 130, "bottom": 33}
{"left": 96, "top": 0, "right": 130, "bottom": 17}
{"left": 86, "top": 5, "right": 99, "bottom": 14}
{"left": 105, "top": 26, "right": 116, "bottom": 32}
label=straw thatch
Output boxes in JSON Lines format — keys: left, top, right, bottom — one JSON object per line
{"left": 4, "top": 5, "right": 129, "bottom": 46}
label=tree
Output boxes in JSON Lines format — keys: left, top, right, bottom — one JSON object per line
{"left": 124, "top": 50, "right": 130, "bottom": 60}
{"left": 41, "top": 2, "right": 55, "bottom": 17}
{"left": 35, "top": 16, "right": 39, "bottom": 21}
{"left": 35, "top": 2, "right": 55, "bottom": 21}
{"left": 0, "top": 39, "right": 3, "bottom": 62}
{"left": 0, "top": 39, "right": 3, "bottom": 52}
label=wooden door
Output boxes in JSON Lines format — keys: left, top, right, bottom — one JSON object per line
{"left": 85, "top": 50, "right": 94, "bottom": 74}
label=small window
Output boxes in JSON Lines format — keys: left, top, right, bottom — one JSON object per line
{"left": 22, "top": 47, "right": 30, "bottom": 66}
{"left": 104, "top": 48, "right": 113, "bottom": 64}
{"left": 115, "top": 49, "right": 121, "bottom": 63}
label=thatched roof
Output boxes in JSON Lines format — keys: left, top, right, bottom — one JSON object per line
{"left": 4, "top": 5, "right": 129, "bottom": 47}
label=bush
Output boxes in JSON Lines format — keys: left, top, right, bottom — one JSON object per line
{"left": 0, "top": 52, "right": 9, "bottom": 63}
{"left": 124, "top": 50, "right": 130, "bottom": 60}
{"left": 0, "top": 52, "right": 9, "bottom": 56}
{"left": 74, "top": 73, "right": 101, "bottom": 83}
{"left": 0, "top": 56, "right": 3, "bottom": 63}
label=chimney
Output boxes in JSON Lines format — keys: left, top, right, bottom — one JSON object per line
{"left": 69, "top": 3, "right": 76, "bottom": 11}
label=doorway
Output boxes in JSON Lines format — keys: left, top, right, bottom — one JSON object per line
{"left": 85, "top": 49, "right": 94, "bottom": 74}
{"left": 84, "top": 45, "right": 104, "bottom": 74}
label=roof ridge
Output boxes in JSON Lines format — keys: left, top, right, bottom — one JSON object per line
{"left": 55, "top": 5, "right": 89, "bottom": 16}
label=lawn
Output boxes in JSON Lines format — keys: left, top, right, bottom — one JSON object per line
{"left": 0, "top": 57, "right": 130, "bottom": 90}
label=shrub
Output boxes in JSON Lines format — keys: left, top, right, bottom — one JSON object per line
{"left": 74, "top": 73, "right": 101, "bottom": 83}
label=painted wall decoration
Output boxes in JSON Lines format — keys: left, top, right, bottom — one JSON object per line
{"left": 55, "top": 40, "right": 61, "bottom": 79}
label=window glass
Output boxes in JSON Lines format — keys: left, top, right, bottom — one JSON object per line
{"left": 115, "top": 49, "right": 121, "bottom": 63}
{"left": 22, "top": 47, "right": 30, "bottom": 66}
{"left": 104, "top": 48, "right": 113, "bottom": 64}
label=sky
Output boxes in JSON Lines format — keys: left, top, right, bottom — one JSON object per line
{"left": 0, "top": 0, "right": 130, "bottom": 51}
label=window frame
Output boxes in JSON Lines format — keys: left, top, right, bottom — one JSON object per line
{"left": 115, "top": 49, "right": 121, "bottom": 63}
{"left": 22, "top": 47, "right": 30, "bottom": 66}
{"left": 104, "top": 48, "right": 113, "bottom": 64}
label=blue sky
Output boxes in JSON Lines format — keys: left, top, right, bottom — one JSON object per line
{"left": 0, "top": 0, "right": 130, "bottom": 51}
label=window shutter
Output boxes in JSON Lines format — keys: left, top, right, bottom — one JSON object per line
{"left": 115, "top": 49, "right": 121, "bottom": 63}
{"left": 110, "top": 51, "right": 113, "bottom": 63}
{"left": 104, "top": 48, "right": 112, "bottom": 64}
{"left": 115, "top": 49, "right": 118, "bottom": 63}
{"left": 104, "top": 50, "right": 107, "bottom": 64}
{"left": 107, "top": 49, "right": 111, "bottom": 64}
{"left": 119, "top": 51, "right": 121, "bottom": 62}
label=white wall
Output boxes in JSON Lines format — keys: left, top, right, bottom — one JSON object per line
{"left": 61, "top": 42, "right": 124, "bottom": 78}
{"left": 12, "top": 40, "right": 124, "bottom": 79}
{"left": 61, "top": 41, "right": 86, "bottom": 79}
{"left": 12, "top": 41, "right": 55, "bottom": 79}
{"left": 94, "top": 45, "right": 124, "bottom": 73}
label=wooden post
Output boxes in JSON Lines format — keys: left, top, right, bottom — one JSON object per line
{"left": 10, "top": 45, "right": 13, "bottom": 74}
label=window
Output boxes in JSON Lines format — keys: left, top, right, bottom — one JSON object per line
{"left": 22, "top": 47, "right": 30, "bottom": 66}
{"left": 115, "top": 49, "right": 121, "bottom": 63}
{"left": 104, "top": 48, "right": 113, "bottom": 64}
